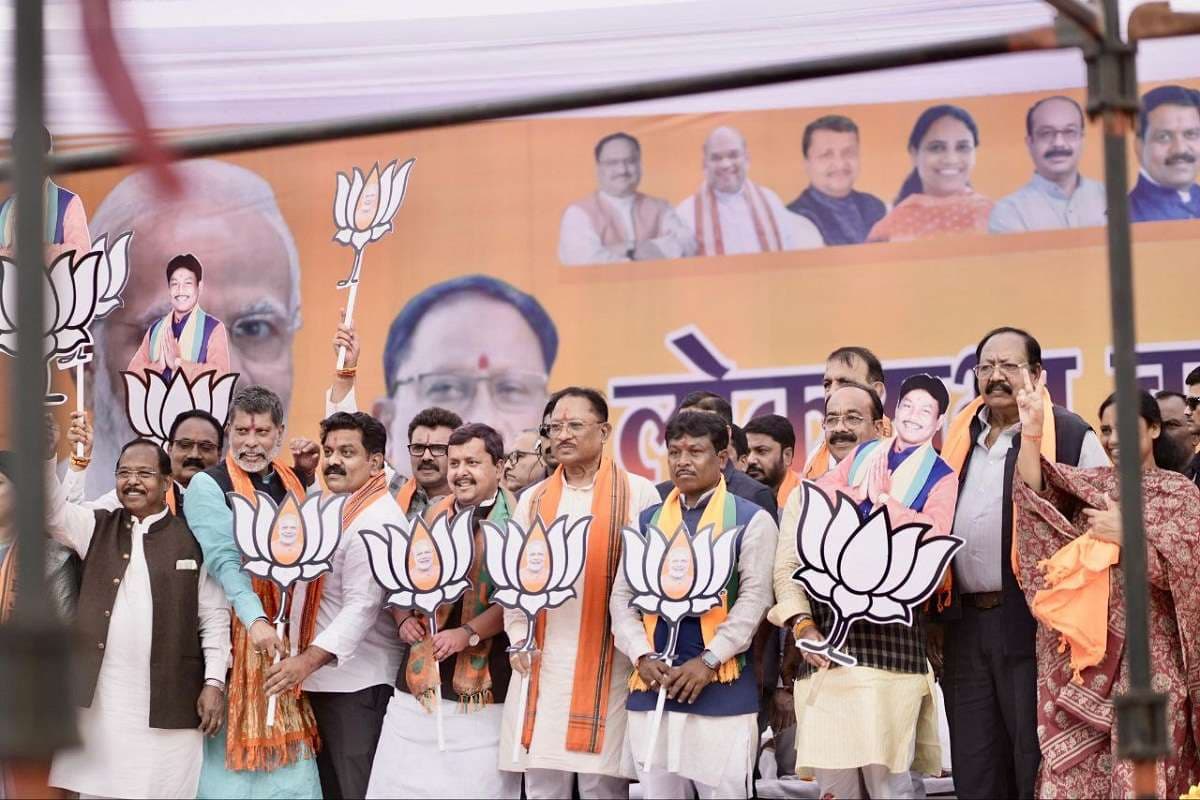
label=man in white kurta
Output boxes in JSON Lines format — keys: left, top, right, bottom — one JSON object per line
{"left": 46, "top": 441, "right": 230, "bottom": 800}
{"left": 610, "top": 410, "right": 777, "bottom": 799}
{"left": 497, "top": 388, "right": 660, "bottom": 799}
{"left": 558, "top": 132, "right": 696, "bottom": 266}
{"left": 677, "top": 125, "right": 823, "bottom": 256}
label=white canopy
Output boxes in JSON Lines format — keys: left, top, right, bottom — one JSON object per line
{"left": 0, "top": 0, "right": 1197, "bottom": 136}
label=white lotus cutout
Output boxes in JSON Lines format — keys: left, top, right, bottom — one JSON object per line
{"left": 332, "top": 158, "right": 415, "bottom": 286}
{"left": 360, "top": 509, "right": 475, "bottom": 614}
{"left": 621, "top": 521, "right": 742, "bottom": 627}
{"left": 792, "top": 481, "right": 963, "bottom": 666}
{"left": 229, "top": 490, "right": 346, "bottom": 590}
{"left": 122, "top": 368, "right": 239, "bottom": 449}
{"left": 483, "top": 515, "right": 591, "bottom": 651}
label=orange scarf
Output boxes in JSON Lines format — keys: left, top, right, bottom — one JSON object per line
{"left": 940, "top": 394, "right": 1056, "bottom": 608}
{"left": 803, "top": 416, "right": 893, "bottom": 480}
{"left": 522, "top": 455, "right": 630, "bottom": 754}
{"left": 224, "top": 452, "right": 321, "bottom": 772}
{"left": 393, "top": 476, "right": 417, "bottom": 514}
{"left": 693, "top": 180, "right": 782, "bottom": 255}
{"left": 404, "top": 492, "right": 504, "bottom": 712}
{"left": 776, "top": 468, "right": 800, "bottom": 510}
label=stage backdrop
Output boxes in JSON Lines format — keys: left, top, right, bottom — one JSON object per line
{"left": 5, "top": 79, "right": 1198, "bottom": 485}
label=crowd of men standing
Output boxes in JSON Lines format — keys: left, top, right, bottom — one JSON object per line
{"left": 3, "top": 318, "right": 1200, "bottom": 800}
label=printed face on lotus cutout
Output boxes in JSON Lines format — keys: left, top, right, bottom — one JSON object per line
{"left": 411, "top": 538, "right": 436, "bottom": 575}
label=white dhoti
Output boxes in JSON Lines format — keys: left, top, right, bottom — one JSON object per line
{"left": 366, "top": 690, "right": 521, "bottom": 799}
{"left": 625, "top": 709, "right": 758, "bottom": 798}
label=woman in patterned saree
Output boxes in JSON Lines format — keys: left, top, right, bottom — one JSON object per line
{"left": 1012, "top": 375, "right": 1200, "bottom": 799}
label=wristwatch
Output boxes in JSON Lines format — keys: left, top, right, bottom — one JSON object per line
{"left": 700, "top": 649, "right": 720, "bottom": 671}
{"left": 463, "top": 623, "right": 481, "bottom": 647}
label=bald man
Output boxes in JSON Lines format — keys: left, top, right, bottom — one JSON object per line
{"left": 80, "top": 160, "right": 302, "bottom": 499}
{"left": 677, "top": 125, "right": 823, "bottom": 256}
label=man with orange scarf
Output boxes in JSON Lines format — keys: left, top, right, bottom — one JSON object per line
{"left": 256, "top": 411, "right": 401, "bottom": 799}
{"left": 611, "top": 410, "right": 778, "bottom": 798}
{"left": 802, "top": 346, "right": 891, "bottom": 481}
{"left": 367, "top": 422, "right": 521, "bottom": 798}
{"left": 934, "top": 327, "right": 1107, "bottom": 800}
{"left": 183, "top": 385, "right": 323, "bottom": 798}
{"left": 498, "top": 387, "right": 661, "bottom": 799}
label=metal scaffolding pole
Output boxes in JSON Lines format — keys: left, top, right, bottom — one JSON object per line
{"left": 0, "top": 0, "right": 78, "bottom": 783}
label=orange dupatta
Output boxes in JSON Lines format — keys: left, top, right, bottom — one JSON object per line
{"left": 393, "top": 476, "right": 418, "bottom": 514}
{"left": 776, "top": 468, "right": 800, "bottom": 511}
{"left": 224, "top": 452, "right": 320, "bottom": 772}
{"left": 939, "top": 393, "right": 1056, "bottom": 608}
{"left": 521, "top": 455, "right": 630, "bottom": 754}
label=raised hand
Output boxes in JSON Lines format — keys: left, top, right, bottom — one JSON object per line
{"left": 66, "top": 410, "right": 94, "bottom": 463}
{"left": 866, "top": 447, "right": 891, "bottom": 506}
{"left": 1016, "top": 368, "right": 1047, "bottom": 433}
{"left": 290, "top": 438, "right": 321, "bottom": 475}
{"left": 333, "top": 308, "right": 360, "bottom": 370}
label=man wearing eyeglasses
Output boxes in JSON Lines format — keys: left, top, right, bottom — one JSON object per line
{"left": 503, "top": 428, "right": 548, "bottom": 495}
{"left": 1186, "top": 368, "right": 1200, "bottom": 484}
{"left": 375, "top": 275, "right": 558, "bottom": 462}
{"left": 63, "top": 410, "right": 225, "bottom": 514}
{"left": 1154, "top": 391, "right": 1199, "bottom": 480}
{"left": 989, "top": 95, "right": 1106, "bottom": 234}
{"left": 934, "top": 326, "right": 1107, "bottom": 800}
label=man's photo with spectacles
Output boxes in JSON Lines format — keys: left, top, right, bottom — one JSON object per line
{"left": 375, "top": 275, "right": 559, "bottom": 466}
{"left": 501, "top": 428, "right": 547, "bottom": 495}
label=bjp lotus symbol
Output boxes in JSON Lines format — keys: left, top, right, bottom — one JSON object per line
{"left": 229, "top": 490, "right": 346, "bottom": 589}
{"left": 122, "top": 368, "right": 239, "bottom": 449}
{"left": 332, "top": 158, "right": 416, "bottom": 287}
{"left": 360, "top": 510, "right": 475, "bottom": 614}
{"left": 483, "top": 515, "right": 592, "bottom": 650}
{"left": 792, "top": 481, "right": 962, "bottom": 667}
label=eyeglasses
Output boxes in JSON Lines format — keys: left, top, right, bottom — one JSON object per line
{"left": 1032, "top": 127, "right": 1083, "bottom": 144}
{"left": 543, "top": 420, "right": 601, "bottom": 439}
{"left": 973, "top": 361, "right": 1029, "bottom": 379}
{"left": 1186, "top": 397, "right": 1200, "bottom": 412}
{"left": 822, "top": 413, "right": 868, "bottom": 430}
{"left": 172, "top": 438, "right": 219, "bottom": 455}
{"left": 504, "top": 448, "right": 542, "bottom": 466}
{"left": 115, "top": 468, "right": 160, "bottom": 481}
{"left": 393, "top": 370, "right": 548, "bottom": 413}
{"left": 408, "top": 443, "right": 449, "bottom": 458}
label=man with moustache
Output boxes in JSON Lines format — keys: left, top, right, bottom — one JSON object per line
{"left": 787, "top": 115, "right": 887, "bottom": 246}
{"left": 771, "top": 375, "right": 956, "bottom": 799}
{"left": 656, "top": 391, "right": 777, "bottom": 518}
{"left": 82, "top": 159, "right": 302, "bottom": 500}
{"left": 744, "top": 414, "right": 799, "bottom": 511}
{"left": 935, "top": 327, "right": 1107, "bottom": 800}
{"left": 44, "top": 437, "right": 229, "bottom": 799}
{"left": 64, "top": 410, "right": 224, "bottom": 513}
{"left": 990, "top": 96, "right": 1106, "bottom": 233}
{"left": 804, "top": 346, "right": 890, "bottom": 480}
{"left": 558, "top": 132, "right": 695, "bottom": 265}
{"left": 1187, "top": 368, "right": 1200, "bottom": 482}
{"left": 499, "top": 387, "right": 661, "bottom": 799}
{"left": 254, "top": 412, "right": 401, "bottom": 800}
{"left": 677, "top": 125, "right": 823, "bottom": 256}
{"left": 611, "top": 411, "right": 779, "bottom": 798}
{"left": 182, "top": 385, "right": 323, "bottom": 798}
{"left": 1130, "top": 84, "right": 1200, "bottom": 222}
{"left": 368, "top": 423, "right": 521, "bottom": 798}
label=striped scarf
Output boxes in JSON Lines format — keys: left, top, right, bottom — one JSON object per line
{"left": 693, "top": 179, "right": 782, "bottom": 255}
{"left": 149, "top": 306, "right": 211, "bottom": 365}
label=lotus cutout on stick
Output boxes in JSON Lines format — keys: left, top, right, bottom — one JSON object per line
{"left": 122, "top": 368, "right": 239, "bottom": 450}
{"left": 791, "top": 481, "right": 962, "bottom": 667}
{"left": 329, "top": 157, "right": 415, "bottom": 369}
{"left": 621, "top": 519, "right": 743, "bottom": 770}
{"left": 482, "top": 514, "right": 592, "bottom": 761}
{"left": 360, "top": 509, "right": 476, "bottom": 752}
{"left": 229, "top": 489, "right": 346, "bottom": 726}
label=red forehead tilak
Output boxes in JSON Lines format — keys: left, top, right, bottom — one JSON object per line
{"left": 477, "top": 353, "right": 490, "bottom": 370}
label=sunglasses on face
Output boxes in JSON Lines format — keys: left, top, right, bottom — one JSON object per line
{"left": 1187, "top": 397, "right": 1200, "bottom": 412}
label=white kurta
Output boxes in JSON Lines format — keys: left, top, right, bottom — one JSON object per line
{"left": 46, "top": 502, "right": 230, "bottom": 799}
{"left": 497, "top": 469, "right": 660, "bottom": 778}
{"left": 558, "top": 192, "right": 696, "bottom": 265}
{"left": 367, "top": 690, "right": 521, "bottom": 799}
{"left": 676, "top": 184, "right": 823, "bottom": 253}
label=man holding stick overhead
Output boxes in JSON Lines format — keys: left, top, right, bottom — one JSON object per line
{"left": 183, "top": 385, "right": 322, "bottom": 799}
{"left": 367, "top": 422, "right": 520, "bottom": 798}
{"left": 611, "top": 410, "right": 778, "bottom": 799}
{"left": 498, "top": 387, "right": 660, "bottom": 799}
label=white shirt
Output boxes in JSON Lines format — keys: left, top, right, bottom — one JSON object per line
{"left": 304, "top": 490, "right": 405, "bottom": 693}
{"left": 676, "top": 183, "right": 823, "bottom": 254}
{"left": 951, "top": 406, "right": 1109, "bottom": 594}
{"left": 558, "top": 191, "right": 696, "bottom": 266}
